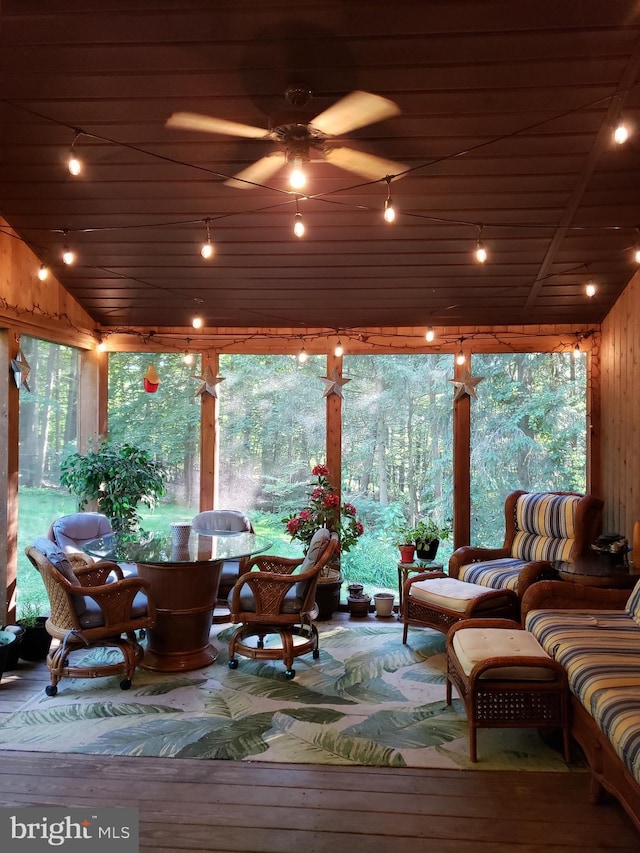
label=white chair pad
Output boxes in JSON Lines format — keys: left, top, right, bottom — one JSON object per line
{"left": 409, "top": 576, "right": 509, "bottom": 613}
{"left": 452, "top": 627, "right": 555, "bottom": 681}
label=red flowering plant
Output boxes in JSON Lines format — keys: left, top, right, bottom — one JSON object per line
{"left": 282, "top": 464, "right": 364, "bottom": 556}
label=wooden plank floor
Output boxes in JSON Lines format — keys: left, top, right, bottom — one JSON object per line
{"left": 1, "top": 653, "right": 639, "bottom": 851}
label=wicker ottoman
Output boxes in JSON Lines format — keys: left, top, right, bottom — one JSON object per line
{"left": 446, "top": 618, "right": 570, "bottom": 762}
{"left": 401, "top": 573, "right": 518, "bottom": 642}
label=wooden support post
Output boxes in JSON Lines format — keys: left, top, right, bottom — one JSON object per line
{"left": 0, "top": 329, "right": 20, "bottom": 624}
{"left": 199, "top": 351, "right": 219, "bottom": 510}
{"left": 325, "top": 354, "right": 343, "bottom": 500}
{"left": 78, "top": 347, "right": 108, "bottom": 451}
{"left": 452, "top": 360, "right": 471, "bottom": 549}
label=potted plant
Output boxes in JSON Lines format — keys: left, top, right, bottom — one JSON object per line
{"left": 60, "top": 439, "right": 167, "bottom": 533}
{"left": 16, "top": 599, "right": 52, "bottom": 662}
{"left": 413, "top": 516, "right": 452, "bottom": 561}
{"left": 391, "top": 520, "right": 418, "bottom": 564}
{"left": 282, "top": 464, "right": 365, "bottom": 618}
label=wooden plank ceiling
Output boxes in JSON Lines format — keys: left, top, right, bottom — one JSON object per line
{"left": 1, "top": 0, "right": 640, "bottom": 333}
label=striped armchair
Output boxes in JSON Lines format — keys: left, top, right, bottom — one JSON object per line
{"left": 449, "top": 490, "right": 603, "bottom": 602}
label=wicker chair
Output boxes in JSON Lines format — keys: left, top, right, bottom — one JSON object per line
{"left": 191, "top": 509, "right": 255, "bottom": 622}
{"left": 25, "top": 538, "right": 156, "bottom": 696}
{"left": 449, "top": 490, "right": 603, "bottom": 605}
{"left": 227, "top": 528, "right": 339, "bottom": 679}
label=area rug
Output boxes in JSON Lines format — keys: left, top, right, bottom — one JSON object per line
{"left": 0, "top": 622, "right": 581, "bottom": 771}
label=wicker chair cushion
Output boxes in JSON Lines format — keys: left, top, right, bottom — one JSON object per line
{"left": 458, "top": 558, "right": 525, "bottom": 592}
{"left": 79, "top": 590, "right": 150, "bottom": 629}
{"left": 452, "top": 626, "right": 556, "bottom": 681}
{"left": 191, "top": 510, "right": 253, "bottom": 534}
{"left": 409, "top": 577, "right": 513, "bottom": 613}
{"left": 299, "top": 528, "right": 331, "bottom": 573}
{"left": 51, "top": 512, "right": 113, "bottom": 553}
{"left": 626, "top": 579, "right": 640, "bottom": 627}
{"left": 32, "top": 537, "right": 87, "bottom": 616}
{"left": 511, "top": 493, "right": 579, "bottom": 562}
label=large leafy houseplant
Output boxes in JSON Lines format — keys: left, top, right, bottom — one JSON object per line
{"left": 60, "top": 440, "right": 167, "bottom": 533}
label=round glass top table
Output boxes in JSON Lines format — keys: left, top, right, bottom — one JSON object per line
{"left": 84, "top": 530, "right": 271, "bottom": 672}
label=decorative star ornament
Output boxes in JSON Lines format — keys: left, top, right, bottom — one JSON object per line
{"left": 318, "top": 367, "right": 351, "bottom": 399}
{"left": 192, "top": 366, "right": 225, "bottom": 398}
{"left": 449, "top": 367, "right": 484, "bottom": 401}
{"left": 11, "top": 349, "right": 31, "bottom": 391}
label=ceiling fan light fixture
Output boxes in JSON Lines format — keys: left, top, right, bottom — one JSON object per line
{"left": 289, "top": 158, "right": 306, "bottom": 190}
{"left": 293, "top": 212, "right": 305, "bottom": 238}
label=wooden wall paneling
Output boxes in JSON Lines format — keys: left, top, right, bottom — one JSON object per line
{"left": 587, "top": 335, "right": 602, "bottom": 499}
{"left": 0, "top": 329, "right": 20, "bottom": 624}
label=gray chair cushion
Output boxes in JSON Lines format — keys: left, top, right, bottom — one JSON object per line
{"left": 299, "top": 528, "right": 331, "bottom": 572}
{"left": 192, "top": 510, "right": 253, "bottom": 534}
{"left": 32, "top": 537, "right": 86, "bottom": 616}
{"left": 51, "top": 512, "right": 113, "bottom": 553}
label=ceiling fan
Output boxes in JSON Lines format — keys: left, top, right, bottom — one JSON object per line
{"left": 166, "top": 85, "right": 406, "bottom": 189}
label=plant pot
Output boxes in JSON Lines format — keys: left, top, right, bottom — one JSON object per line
{"left": 0, "top": 630, "right": 19, "bottom": 683}
{"left": 315, "top": 574, "right": 343, "bottom": 620}
{"left": 1, "top": 625, "right": 25, "bottom": 670}
{"left": 347, "top": 594, "right": 371, "bottom": 617}
{"left": 17, "top": 617, "right": 52, "bottom": 662}
{"left": 399, "top": 545, "right": 416, "bottom": 564}
{"left": 373, "top": 592, "right": 395, "bottom": 618}
{"left": 416, "top": 539, "right": 439, "bottom": 561}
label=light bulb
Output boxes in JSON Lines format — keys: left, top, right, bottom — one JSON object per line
{"left": 62, "top": 246, "right": 75, "bottom": 265}
{"left": 456, "top": 350, "right": 466, "bottom": 366}
{"left": 585, "top": 281, "right": 596, "bottom": 298}
{"left": 635, "top": 246, "right": 640, "bottom": 264}
{"left": 383, "top": 198, "right": 396, "bottom": 223}
{"left": 425, "top": 326, "right": 435, "bottom": 342}
{"left": 475, "top": 241, "right": 487, "bottom": 263}
{"left": 192, "top": 316, "right": 203, "bottom": 329}
{"left": 97, "top": 340, "right": 106, "bottom": 353}
{"left": 334, "top": 340, "right": 344, "bottom": 357}
{"left": 573, "top": 343, "right": 580, "bottom": 359}
{"left": 298, "top": 347, "right": 308, "bottom": 363}
{"left": 183, "top": 352, "right": 195, "bottom": 366}
{"left": 614, "top": 121, "right": 629, "bottom": 144}
{"left": 293, "top": 213, "right": 305, "bottom": 238}
{"left": 67, "top": 151, "right": 81, "bottom": 176}
{"left": 289, "top": 159, "right": 306, "bottom": 190}
{"left": 201, "top": 241, "right": 214, "bottom": 259}
{"left": 37, "top": 263, "right": 49, "bottom": 281}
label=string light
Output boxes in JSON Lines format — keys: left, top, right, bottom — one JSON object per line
{"left": 183, "top": 352, "right": 195, "bottom": 365}
{"left": 612, "top": 97, "right": 630, "bottom": 145}
{"left": 383, "top": 176, "right": 396, "bottom": 223}
{"left": 289, "top": 157, "right": 306, "bottom": 190}
{"left": 37, "top": 263, "right": 49, "bottom": 281}
{"left": 293, "top": 197, "right": 306, "bottom": 238}
{"left": 61, "top": 231, "right": 75, "bottom": 265}
{"left": 200, "top": 218, "right": 214, "bottom": 259}
{"left": 634, "top": 229, "right": 640, "bottom": 264}
{"left": 298, "top": 343, "right": 308, "bottom": 363}
{"left": 334, "top": 339, "right": 344, "bottom": 357}
{"left": 67, "top": 130, "right": 82, "bottom": 176}
{"left": 96, "top": 336, "right": 107, "bottom": 352}
{"left": 585, "top": 280, "right": 597, "bottom": 298}
{"left": 573, "top": 337, "right": 581, "bottom": 358}
{"left": 474, "top": 225, "right": 487, "bottom": 263}
{"left": 456, "top": 338, "right": 466, "bottom": 365}
{"left": 192, "top": 316, "right": 203, "bottom": 329}
{"left": 425, "top": 326, "right": 435, "bottom": 342}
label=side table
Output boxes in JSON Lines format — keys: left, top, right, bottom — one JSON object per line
{"left": 554, "top": 557, "right": 640, "bottom": 589}
{"left": 397, "top": 559, "right": 443, "bottom": 611}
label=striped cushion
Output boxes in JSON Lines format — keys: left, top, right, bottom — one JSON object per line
{"left": 458, "top": 558, "right": 525, "bottom": 592}
{"left": 511, "top": 493, "right": 580, "bottom": 562}
{"left": 626, "top": 579, "right": 640, "bottom": 627}
{"left": 526, "top": 609, "right": 640, "bottom": 783}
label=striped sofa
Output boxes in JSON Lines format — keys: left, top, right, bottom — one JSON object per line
{"left": 522, "top": 580, "right": 640, "bottom": 833}
{"left": 449, "top": 490, "right": 603, "bottom": 603}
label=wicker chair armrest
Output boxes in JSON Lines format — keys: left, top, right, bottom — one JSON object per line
{"left": 521, "top": 580, "right": 630, "bottom": 619}
{"left": 449, "top": 546, "right": 510, "bottom": 577}
{"left": 403, "top": 570, "right": 448, "bottom": 598}
{"left": 74, "top": 577, "right": 155, "bottom": 627}
{"left": 469, "top": 654, "right": 567, "bottom": 682}
{"left": 516, "top": 560, "right": 558, "bottom": 599}
{"left": 74, "top": 560, "right": 124, "bottom": 586}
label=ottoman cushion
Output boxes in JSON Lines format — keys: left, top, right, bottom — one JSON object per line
{"left": 409, "top": 576, "right": 513, "bottom": 613}
{"left": 452, "top": 626, "right": 556, "bottom": 681}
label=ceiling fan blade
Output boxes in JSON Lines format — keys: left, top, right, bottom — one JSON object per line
{"left": 311, "top": 91, "right": 400, "bottom": 137}
{"left": 166, "top": 112, "right": 268, "bottom": 139}
{"left": 224, "top": 152, "right": 286, "bottom": 189}
{"left": 325, "top": 147, "right": 407, "bottom": 181}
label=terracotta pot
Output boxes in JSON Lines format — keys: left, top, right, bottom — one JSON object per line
{"left": 399, "top": 545, "right": 416, "bottom": 564}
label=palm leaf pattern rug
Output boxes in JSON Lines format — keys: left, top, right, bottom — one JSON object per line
{"left": 0, "top": 623, "right": 581, "bottom": 770}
